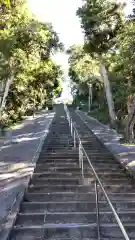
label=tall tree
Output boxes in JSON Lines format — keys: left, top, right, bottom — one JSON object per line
{"left": 67, "top": 44, "right": 102, "bottom": 111}
{"left": 77, "top": 0, "right": 125, "bottom": 125}
{"left": 0, "top": 0, "right": 63, "bottom": 126}
{"left": 67, "top": 45, "right": 100, "bottom": 84}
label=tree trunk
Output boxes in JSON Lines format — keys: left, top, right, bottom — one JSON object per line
{"left": 100, "top": 61, "right": 117, "bottom": 126}
{"left": 125, "top": 72, "right": 135, "bottom": 142}
{"left": 125, "top": 98, "right": 135, "bottom": 142}
{"left": 0, "top": 76, "right": 13, "bottom": 135}
{"left": 0, "top": 76, "right": 13, "bottom": 110}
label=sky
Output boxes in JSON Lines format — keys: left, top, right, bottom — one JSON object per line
{"left": 28, "top": 0, "right": 84, "bottom": 49}
{"left": 28, "top": 0, "right": 133, "bottom": 99}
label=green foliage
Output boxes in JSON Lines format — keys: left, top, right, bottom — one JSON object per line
{"left": 90, "top": 107, "right": 110, "bottom": 124}
{"left": 67, "top": 44, "right": 100, "bottom": 86}
{"left": 0, "top": 0, "right": 63, "bottom": 125}
{"left": 0, "top": 0, "right": 10, "bottom": 7}
{"left": 68, "top": 0, "right": 135, "bottom": 131}
{"left": 77, "top": 0, "right": 125, "bottom": 56}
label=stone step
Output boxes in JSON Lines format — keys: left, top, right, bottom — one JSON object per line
{"left": 32, "top": 172, "right": 129, "bottom": 181}
{"left": 28, "top": 183, "right": 135, "bottom": 193}
{"left": 35, "top": 164, "right": 124, "bottom": 173}
{"left": 39, "top": 159, "right": 79, "bottom": 163}
{"left": 43, "top": 159, "right": 78, "bottom": 163}
{"left": 24, "top": 192, "right": 135, "bottom": 202}
{"left": 11, "top": 223, "right": 135, "bottom": 239}
{"left": 86, "top": 154, "right": 114, "bottom": 158}
{"left": 43, "top": 145, "right": 74, "bottom": 149}
{"left": 32, "top": 172, "right": 127, "bottom": 180}
{"left": 38, "top": 162, "right": 78, "bottom": 167}
{"left": 30, "top": 178, "right": 80, "bottom": 186}
{"left": 43, "top": 151, "right": 79, "bottom": 156}
{"left": 42, "top": 142, "right": 73, "bottom": 145}
{"left": 94, "top": 165, "right": 123, "bottom": 170}
{"left": 40, "top": 151, "right": 78, "bottom": 155}
{"left": 33, "top": 172, "right": 82, "bottom": 178}
{"left": 37, "top": 159, "right": 118, "bottom": 166}
{"left": 24, "top": 192, "right": 96, "bottom": 202}
{"left": 81, "top": 148, "right": 111, "bottom": 152}
{"left": 36, "top": 163, "right": 121, "bottom": 171}
{"left": 27, "top": 185, "right": 91, "bottom": 193}
{"left": 35, "top": 166, "right": 81, "bottom": 173}
{"left": 15, "top": 212, "right": 135, "bottom": 226}
{"left": 89, "top": 163, "right": 121, "bottom": 167}
{"left": 85, "top": 158, "right": 118, "bottom": 163}
{"left": 41, "top": 152, "right": 115, "bottom": 159}
{"left": 20, "top": 200, "right": 135, "bottom": 213}
{"left": 82, "top": 177, "right": 134, "bottom": 187}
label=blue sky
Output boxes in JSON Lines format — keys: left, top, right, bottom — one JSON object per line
{"left": 28, "top": 0, "right": 133, "bottom": 98}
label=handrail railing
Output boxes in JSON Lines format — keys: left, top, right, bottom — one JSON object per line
{"left": 64, "top": 104, "right": 130, "bottom": 240}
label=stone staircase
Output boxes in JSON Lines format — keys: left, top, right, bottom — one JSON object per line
{"left": 8, "top": 105, "right": 135, "bottom": 239}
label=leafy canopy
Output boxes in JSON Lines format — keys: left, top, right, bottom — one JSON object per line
{"left": 77, "top": 0, "right": 125, "bottom": 56}
{"left": 0, "top": 0, "right": 63, "bottom": 124}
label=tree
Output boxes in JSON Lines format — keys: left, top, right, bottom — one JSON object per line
{"left": 68, "top": 1, "right": 135, "bottom": 141}
{"left": 76, "top": 0, "right": 125, "bottom": 126}
{"left": 68, "top": 45, "right": 100, "bottom": 84}
{"left": 0, "top": 0, "right": 10, "bottom": 7}
{"left": 67, "top": 44, "right": 103, "bottom": 111}
{"left": 0, "top": 0, "right": 63, "bottom": 127}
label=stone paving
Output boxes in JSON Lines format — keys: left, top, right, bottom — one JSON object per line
{"left": 1, "top": 106, "right": 135, "bottom": 239}
{"left": 77, "top": 110, "right": 135, "bottom": 178}
{"left": 0, "top": 110, "right": 54, "bottom": 239}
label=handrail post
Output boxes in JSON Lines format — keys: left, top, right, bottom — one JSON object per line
{"left": 95, "top": 180, "right": 101, "bottom": 240}
{"left": 74, "top": 130, "right": 76, "bottom": 148}
{"left": 81, "top": 149, "right": 84, "bottom": 178}
{"left": 79, "top": 141, "right": 81, "bottom": 168}
{"left": 79, "top": 141, "right": 83, "bottom": 169}
{"left": 71, "top": 119, "right": 73, "bottom": 136}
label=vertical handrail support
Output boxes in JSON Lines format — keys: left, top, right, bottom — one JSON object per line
{"left": 95, "top": 180, "right": 101, "bottom": 240}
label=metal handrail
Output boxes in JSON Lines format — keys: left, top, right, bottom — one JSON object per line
{"left": 64, "top": 105, "right": 130, "bottom": 240}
